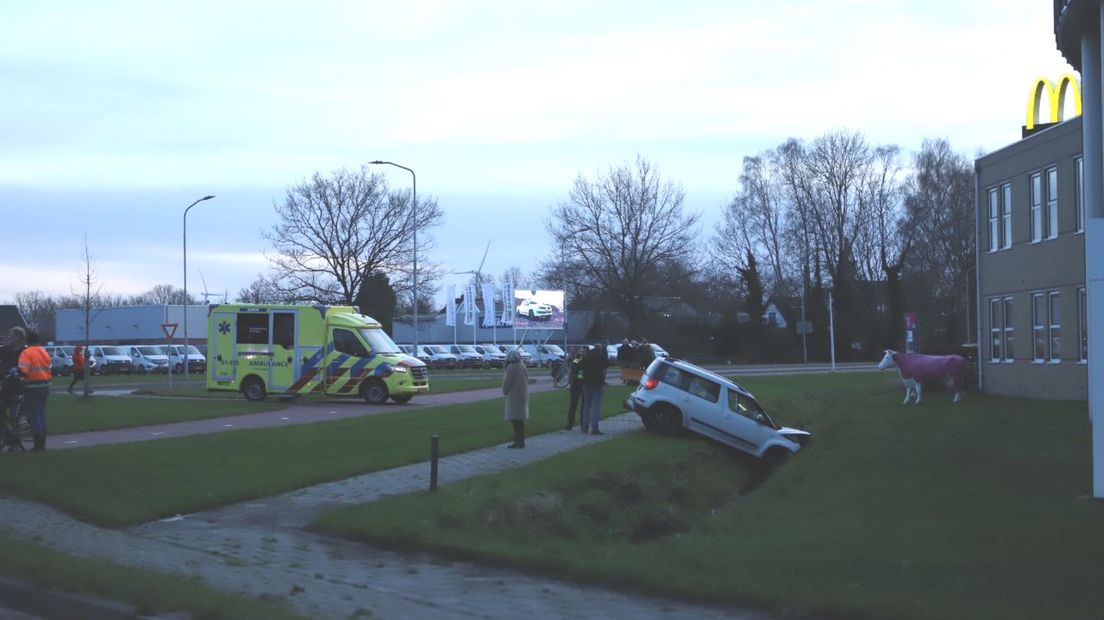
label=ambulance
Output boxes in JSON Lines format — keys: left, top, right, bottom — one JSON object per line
{"left": 206, "top": 304, "right": 428, "bottom": 403}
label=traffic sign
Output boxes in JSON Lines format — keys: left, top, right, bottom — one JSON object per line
{"left": 161, "top": 323, "right": 178, "bottom": 340}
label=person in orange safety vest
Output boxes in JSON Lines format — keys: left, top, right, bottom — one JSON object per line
{"left": 17, "top": 331, "right": 51, "bottom": 451}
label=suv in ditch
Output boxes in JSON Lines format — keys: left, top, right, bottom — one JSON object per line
{"left": 625, "top": 357, "right": 810, "bottom": 459}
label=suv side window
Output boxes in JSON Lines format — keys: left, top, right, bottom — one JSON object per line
{"left": 687, "top": 376, "right": 720, "bottom": 403}
{"left": 728, "top": 390, "right": 768, "bottom": 424}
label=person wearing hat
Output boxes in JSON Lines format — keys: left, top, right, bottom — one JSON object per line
{"left": 502, "top": 347, "right": 530, "bottom": 448}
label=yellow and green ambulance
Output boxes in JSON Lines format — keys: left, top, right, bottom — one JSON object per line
{"left": 207, "top": 304, "right": 428, "bottom": 403}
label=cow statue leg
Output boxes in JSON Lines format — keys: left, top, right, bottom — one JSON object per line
{"left": 902, "top": 381, "right": 912, "bottom": 404}
{"left": 914, "top": 380, "right": 922, "bottom": 405}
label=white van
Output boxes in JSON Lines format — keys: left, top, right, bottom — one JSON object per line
{"left": 129, "top": 345, "right": 171, "bottom": 374}
{"left": 88, "top": 345, "right": 135, "bottom": 375}
{"left": 521, "top": 343, "right": 566, "bottom": 367}
{"left": 163, "top": 344, "right": 207, "bottom": 373}
{"left": 473, "top": 344, "right": 507, "bottom": 368}
{"left": 417, "top": 345, "right": 459, "bottom": 369}
{"left": 448, "top": 344, "right": 484, "bottom": 368}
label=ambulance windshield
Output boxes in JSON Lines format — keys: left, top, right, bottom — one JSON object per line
{"left": 358, "top": 328, "right": 402, "bottom": 354}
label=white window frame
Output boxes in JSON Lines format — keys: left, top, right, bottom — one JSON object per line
{"left": 1076, "top": 157, "right": 1085, "bottom": 234}
{"left": 990, "top": 298, "right": 1002, "bottom": 363}
{"left": 988, "top": 188, "right": 999, "bottom": 253}
{"left": 1030, "top": 172, "right": 1042, "bottom": 243}
{"left": 1032, "top": 292, "right": 1046, "bottom": 363}
{"left": 1048, "top": 291, "right": 1061, "bottom": 363}
{"left": 1079, "top": 287, "right": 1088, "bottom": 363}
{"left": 1003, "top": 296, "right": 1015, "bottom": 363}
{"left": 1046, "top": 166, "right": 1058, "bottom": 240}
{"left": 1002, "top": 183, "right": 1013, "bottom": 250}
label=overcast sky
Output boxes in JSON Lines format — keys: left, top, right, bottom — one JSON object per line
{"left": 0, "top": 0, "right": 1077, "bottom": 306}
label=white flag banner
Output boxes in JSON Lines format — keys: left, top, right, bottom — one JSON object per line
{"left": 463, "top": 284, "right": 477, "bottom": 325}
{"left": 481, "top": 282, "right": 497, "bottom": 328}
{"left": 445, "top": 284, "right": 457, "bottom": 327}
{"left": 500, "top": 281, "right": 515, "bottom": 326}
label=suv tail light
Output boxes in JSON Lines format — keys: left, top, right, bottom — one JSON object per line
{"left": 642, "top": 376, "right": 658, "bottom": 390}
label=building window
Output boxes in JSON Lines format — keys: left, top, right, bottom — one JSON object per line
{"left": 990, "top": 299, "right": 1002, "bottom": 362}
{"left": 1030, "top": 172, "right": 1042, "bottom": 243}
{"left": 1079, "top": 287, "right": 1088, "bottom": 362}
{"left": 1003, "top": 296, "right": 1015, "bottom": 362}
{"left": 1046, "top": 167, "right": 1058, "bottom": 239}
{"left": 1048, "top": 291, "right": 1061, "bottom": 362}
{"left": 1002, "top": 183, "right": 1012, "bottom": 249}
{"left": 1077, "top": 157, "right": 1085, "bottom": 233}
{"left": 1032, "top": 293, "right": 1046, "bottom": 362}
{"left": 988, "top": 188, "right": 999, "bottom": 252}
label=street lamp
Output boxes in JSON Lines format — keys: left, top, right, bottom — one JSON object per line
{"left": 369, "top": 161, "right": 418, "bottom": 351}
{"left": 183, "top": 195, "right": 215, "bottom": 380}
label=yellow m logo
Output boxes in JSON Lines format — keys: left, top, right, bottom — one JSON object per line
{"left": 1026, "top": 73, "right": 1082, "bottom": 130}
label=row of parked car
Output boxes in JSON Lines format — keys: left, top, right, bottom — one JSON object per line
{"left": 44, "top": 344, "right": 208, "bottom": 375}
{"left": 398, "top": 343, "right": 568, "bottom": 369}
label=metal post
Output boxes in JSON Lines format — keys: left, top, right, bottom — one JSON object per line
{"left": 800, "top": 275, "right": 808, "bottom": 364}
{"left": 182, "top": 195, "right": 214, "bottom": 380}
{"left": 430, "top": 434, "right": 439, "bottom": 491}
{"left": 828, "top": 289, "right": 836, "bottom": 372}
{"left": 369, "top": 161, "right": 417, "bottom": 351}
{"left": 1084, "top": 7, "right": 1104, "bottom": 498}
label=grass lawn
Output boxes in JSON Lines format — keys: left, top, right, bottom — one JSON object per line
{"left": 0, "top": 386, "right": 632, "bottom": 527}
{"left": 134, "top": 377, "right": 504, "bottom": 398}
{"left": 310, "top": 373, "right": 1102, "bottom": 620}
{"left": 45, "top": 395, "right": 287, "bottom": 435}
{"left": 0, "top": 533, "right": 303, "bottom": 619}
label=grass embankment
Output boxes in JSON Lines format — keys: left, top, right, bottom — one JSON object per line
{"left": 0, "top": 386, "right": 631, "bottom": 527}
{"left": 0, "top": 533, "right": 303, "bottom": 620}
{"left": 45, "top": 396, "right": 286, "bottom": 435}
{"left": 312, "top": 373, "right": 1102, "bottom": 620}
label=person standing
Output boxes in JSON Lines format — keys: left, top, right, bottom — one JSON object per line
{"left": 0, "top": 327, "right": 27, "bottom": 450}
{"left": 68, "top": 344, "right": 87, "bottom": 394}
{"left": 564, "top": 346, "right": 585, "bottom": 430}
{"left": 18, "top": 332, "right": 52, "bottom": 451}
{"left": 580, "top": 341, "right": 609, "bottom": 434}
{"left": 502, "top": 348, "right": 529, "bottom": 449}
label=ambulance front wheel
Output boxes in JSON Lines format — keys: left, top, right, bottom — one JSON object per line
{"left": 242, "top": 376, "right": 267, "bottom": 402}
{"left": 361, "top": 379, "right": 389, "bottom": 405}
{"left": 391, "top": 394, "right": 413, "bottom": 404}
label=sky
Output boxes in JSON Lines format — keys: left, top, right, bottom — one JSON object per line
{"left": 0, "top": 0, "right": 1078, "bottom": 307}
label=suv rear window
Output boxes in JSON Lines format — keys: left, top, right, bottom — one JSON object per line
{"left": 652, "top": 361, "right": 690, "bottom": 390}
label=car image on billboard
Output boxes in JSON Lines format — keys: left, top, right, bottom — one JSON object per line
{"left": 513, "top": 289, "right": 565, "bottom": 330}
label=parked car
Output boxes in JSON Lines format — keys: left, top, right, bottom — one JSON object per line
{"left": 128, "top": 345, "right": 170, "bottom": 374}
{"left": 625, "top": 357, "right": 810, "bottom": 459}
{"left": 515, "top": 298, "right": 553, "bottom": 320}
{"left": 473, "top": 344, "right": 507, "bottom": 368}
{"left": 400, "top": 344, "right": 433, "bottom": 366}
{"left": 88, "top": 345, "right": 135, "bottom": 375}
{"left": 448, "top": 344, "right": 484, "bottom": 368}
{"left": 609, "top": 342, "right": 670, "bottom": 364}
{"left": 521, "top": 343, "right": 565, "bottom": 367}
{"left": 45, "top": 345, "right": 73, "bottom": 376}
{"left": 163, "top": 344, "right": 206, "bottom": 373}
{"left": 417, "top": 345, "right": 459, "bottom": 369}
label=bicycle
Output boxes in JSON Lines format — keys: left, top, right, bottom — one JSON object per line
{"left": 0, "top": 394, "right": 32, "bottom": 453}
{"left": 550, "top": 359, "right": 571, "bottom": 388}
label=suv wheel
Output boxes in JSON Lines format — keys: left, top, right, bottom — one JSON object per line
{"left": 651, "top": 404, "right": 683, "bottom": 435}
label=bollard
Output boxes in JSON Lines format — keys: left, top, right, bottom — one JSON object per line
{"left": 430, "top": 434, "right": 439, "bottom": 491}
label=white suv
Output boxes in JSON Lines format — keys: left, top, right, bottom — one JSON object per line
{"left": 516, "top": 299, "right": 553, "bottom": 320}
{"left": 625, "top": 357, "right": 810, "bottom": 459}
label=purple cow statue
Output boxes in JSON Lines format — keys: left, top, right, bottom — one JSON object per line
{"left": 877, "top": 349, "right": 967, "bottom": 404}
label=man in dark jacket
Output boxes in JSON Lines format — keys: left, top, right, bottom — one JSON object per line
{"left": 564, "top": 346, "right": 586, "bottom": 430}
{"left": 616, "top": 338, "right": 635, "bottom": 368}
{"left": 580, "top": 342, "right": 609, "bottom": 434}
{"left": 0, "top": 327, "right": 27, "bottom": 450}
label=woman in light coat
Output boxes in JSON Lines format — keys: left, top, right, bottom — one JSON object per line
{"left": 502, "top": 347, "right": 529, "bottom": 448}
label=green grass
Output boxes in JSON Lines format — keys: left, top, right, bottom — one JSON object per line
{"left": 134, "top": 377, "right": 503, "bottom": 398}
{"left": 0, "top": 532, "right": 304, "bottom": 619}
{"left": 310, "top": 373, "right": 1103, "bottom": 620}
{"left": 0, "top": 386, "right": 631, "bottom": 527}
{"left": 45, "top": 395, "right": 287, "bottom": 435}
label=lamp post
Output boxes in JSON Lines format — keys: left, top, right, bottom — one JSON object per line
{"left": 369, "top": 161, "right": 418, "bottom": 351}
{"left": 183, "top": 195, "right": 215, "bottom": 380}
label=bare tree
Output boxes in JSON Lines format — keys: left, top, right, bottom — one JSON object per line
{"left": 128, "top": 284, "right": 195, "bottom": 306}
{"left": 235, "top": 274, "right": 287, "bottom": 304}
{"left": 263, "top": 165, "right": 444, "bottom": 305}
{"left": 545, "top": 155, "right": 701, "bottom": 336}
{"left": 72, "top": 237, "right": 103, "bottom": 398}
{"left": 14, "top": 291, "right": 57, "bottom": 339}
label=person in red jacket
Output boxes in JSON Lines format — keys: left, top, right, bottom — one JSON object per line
{"left": 17, "top": 331, "right": 51, "bottom": 451}
{"left": 67, "top": 344, "right": 87, "bottom": 394}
